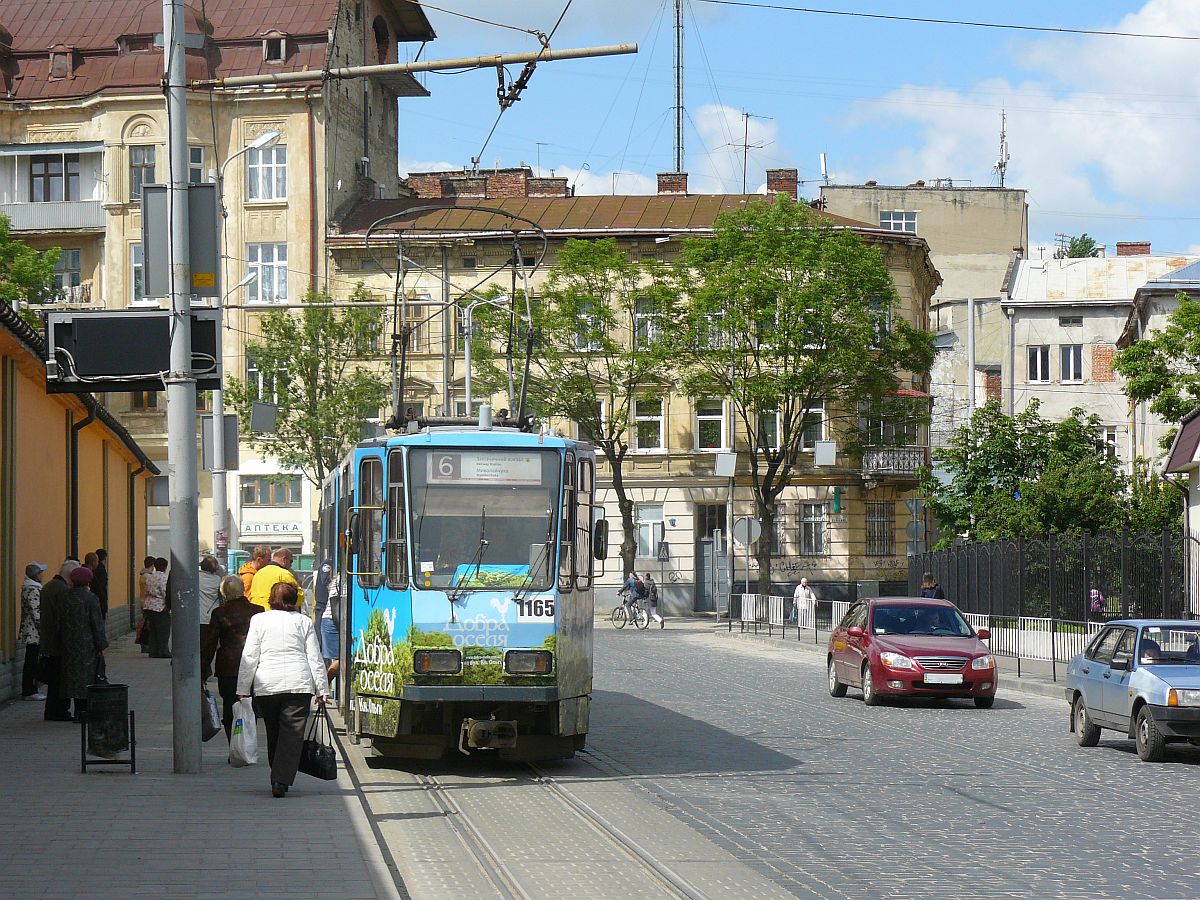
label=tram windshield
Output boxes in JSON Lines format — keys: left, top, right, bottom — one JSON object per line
{"left": 407, "top": 448, "right": 560, "bottom": 591}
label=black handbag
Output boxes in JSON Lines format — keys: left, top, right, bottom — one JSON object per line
{"left": 298, "top": 707, "right": 338, "bottom": 781}
{"left": 36, "top": 654, "right": 58, "bottom": 685}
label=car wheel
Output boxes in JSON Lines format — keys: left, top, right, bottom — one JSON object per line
{"left": 861, "top": 664, "right": 882, "bottom": 706}
{"left": 828, "top": 659, "right": 847, "bottom": 698}
{"left": 1073, "top": 696, "right": 1100, "bottom": 745}
{"left": 1135, "top": 706, "right": 1166, "bottom": 762}
{"left": 974, "top": 696, "right": 996, "bottom": 710}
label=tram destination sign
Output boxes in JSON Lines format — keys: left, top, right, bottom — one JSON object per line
{"left": 428, "top": 450, "right": 542, "bottom": 485}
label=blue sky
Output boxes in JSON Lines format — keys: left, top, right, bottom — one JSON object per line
{"left": 398, "top": 1, "right": 1199, "bottom": 255}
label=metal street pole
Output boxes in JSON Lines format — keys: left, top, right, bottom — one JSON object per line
{"left": 163, "top": 0, "right": 201, "bottom": 773}
{"left": 441, "top": 245, "right": 451, "bottom": 415}
{"left": 967, "top": 296, "right": 976, "bottom": 415}
{"left": 464, "top": 305, "right": 474, "bottom": 409}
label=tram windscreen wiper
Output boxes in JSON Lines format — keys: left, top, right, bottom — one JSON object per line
{"left": 448, "top": 506, "right": 489, "bottom": 607}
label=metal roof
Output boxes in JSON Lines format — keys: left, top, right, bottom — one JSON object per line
{"left": 1009, "top": 255, "right": 1199, "bottom": 304}
{"left": 1164, "top": 408, "right": 1200, "bottom": 474}
{"left": 1144, "top": 259, "right": 1200, "bottom": 288}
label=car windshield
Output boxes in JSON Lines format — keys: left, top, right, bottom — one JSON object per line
{"left": 872, "top": 603, "right": 973, "bottom": 637}
{"left": 408, "top": 448, "right": 560, "bottom": 591}
{"left": 1138, "top": 625, "right": 1200, "bottom": 665}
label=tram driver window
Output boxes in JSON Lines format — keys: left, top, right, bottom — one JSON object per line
{"left": 356, "top": 457, "right": 384, "bottom": 588}
{"left": 386, "top": 450, "right": 408, "bottom": 587}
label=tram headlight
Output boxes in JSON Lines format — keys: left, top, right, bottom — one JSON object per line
{"left": 504, "top": 650, "right": 554, "bottom": 675}
{"left": 413, "top": 649, "right": 462, "bottom": 675}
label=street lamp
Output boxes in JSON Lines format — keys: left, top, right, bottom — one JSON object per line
{"left": 462, "top": 294, "right": 510, "bottom": 409}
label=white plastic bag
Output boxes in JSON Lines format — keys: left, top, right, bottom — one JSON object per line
{"left": 228, "top": 697, "right": 258, "bottom": 767}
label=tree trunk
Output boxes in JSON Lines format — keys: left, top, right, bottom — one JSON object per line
{"left": 608, "top": 453, "right": 637, "bottom": 579}
{"left": 755, "top": 498, "right": 775, "bottom": 595}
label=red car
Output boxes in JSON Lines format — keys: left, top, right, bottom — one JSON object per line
{"left": 827, "top": 597, "right": 998, "bottom": 708}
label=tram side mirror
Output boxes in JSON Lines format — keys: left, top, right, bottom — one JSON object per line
{"left": 348, "top": 512, "right": 361, "bottom": 560}
{"left": 592, "top": 519, "right": 609, "bottom": 560}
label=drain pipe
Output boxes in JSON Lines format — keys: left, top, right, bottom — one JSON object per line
{"left": 70, "top": 394, "right": 98, "bottom": 559}
{"left": 128, "top": 462, "right": 146, "bottom": 629}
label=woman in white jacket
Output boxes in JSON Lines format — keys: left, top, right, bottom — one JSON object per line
{"left": 237, "top": 581, "right": 330, "bottom": 797}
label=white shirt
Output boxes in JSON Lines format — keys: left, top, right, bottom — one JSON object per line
{"left": 794, "top": 584, "right": 817, "bottom": 604}
{"left": 236, "top": 609, "right": 331, "bottom": 698}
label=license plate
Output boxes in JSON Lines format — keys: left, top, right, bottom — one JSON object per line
{"left": 924, "top": 673, "right": 963, "bottom": 685}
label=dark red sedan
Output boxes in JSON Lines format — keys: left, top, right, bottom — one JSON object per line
{"left": 827, "top": 597, "right": 998, "bottom": 708}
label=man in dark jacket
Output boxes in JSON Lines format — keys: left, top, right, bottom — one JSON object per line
{"left": 91, "top": 549, "right": 109, "bottom": 618}
{"left": 39, "top": 558, "right": 78, "bottom": 721}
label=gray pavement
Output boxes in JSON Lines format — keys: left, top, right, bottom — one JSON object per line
{"left": 0, "top": 637, "right": 399, "bottom": 900}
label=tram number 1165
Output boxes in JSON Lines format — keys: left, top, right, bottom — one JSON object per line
{"left": 516, "top": 597, "right": 555, "bottom": 621}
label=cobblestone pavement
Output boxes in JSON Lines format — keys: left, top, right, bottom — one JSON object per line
{"left": 585, "top": 619, "right": 1200, "bottom": 899}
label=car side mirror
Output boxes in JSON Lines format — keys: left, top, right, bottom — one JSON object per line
{"left": 847, "top": 626, "right": 865, "bottom": 639}
{"left": 1110, "top": 656, "right": 1130, "bottom": 672}
{"left": 976, "top": 628, "right": 991, "bottom": 640}
{"left": 592, "top": 519, "right": 609, "bottom": 560}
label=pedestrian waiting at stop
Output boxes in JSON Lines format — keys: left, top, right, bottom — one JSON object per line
{"left": 40, "top": 558, "right": 79, "bottom": 721}
{"left": 249, "top": 547, "right": 305, "bottom": 612}
{"left": 239, "top": 544, "right": 271, "bottom": 595}
{"left": 920, "top": 572, "right": 946, "bottom": 600}
{"left": 142, "top": 557, "right": 171, "bottom": 658}
{"left": 237, "top": 581, "right": 330, "bottom": 798}
{"left": 313, "top": 556, "right": 341, "bottom": 693}
{"left": 793, "top": 577, "right": 817, "bottom": 627}
{"left": 202, "top": 575, "right": 263, "bottom": 741}
{"left": 136, "top": 556, "right": 155, "bottom": 654}
{"left": 59, "top": 566, "right": 108, "bottom": 721}
{"left": 643, "top": 572, "right": 665, "bottom": 628}
{"left": 19, "top": 562, "right": 47, "bottom": 701}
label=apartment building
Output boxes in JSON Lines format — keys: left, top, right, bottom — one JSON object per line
{"left": 325, "top": 168, "right": 941, "bottom": 608}
{"left": 0, "top": 0, "right": 434, "bottom": 557}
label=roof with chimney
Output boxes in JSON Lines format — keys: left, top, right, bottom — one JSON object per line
{"left": 1008, "top": 254, "right": 1199, "bottom": 306}
{"left": 0, "top": 0, "right": 434, "bottom": 101}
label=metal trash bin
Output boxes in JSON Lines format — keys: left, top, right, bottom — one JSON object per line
{"left": 86, "top": 682, "right": 129, "bottom": 755}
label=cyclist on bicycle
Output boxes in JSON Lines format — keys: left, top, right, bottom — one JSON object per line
{"left": 622, "top": 572, "right": 646, "bottom": 621}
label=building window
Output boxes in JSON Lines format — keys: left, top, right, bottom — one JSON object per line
{"left": 263, "top": 37, "right": 284, "bottom": 62}
{"left": 245, "top": 352, "right": 281, "bottom": 404}
{"left": 879, "top": 210, "right": 917, "bottom": 233}
{"left": 130, "top": 244, "right": 145, "bottom": 304}
{"left": 800, "top": 502, "right": 828, "bottom": 556}
{"left": 869, "top": 296, "right": 892, "bottom": 345}
{"left": 246, "top": 145, "right": 287, "bottom": 201}
{"left": 53, "top": 249, "right": 82, "bottom": 298}
{"left": 696, "top": 503, "right": 726, "bottom": 540}
{"left": 866, "top": 501, "right": 895, "bottom": 556}
{"left": 131, "top": 390, "right": 158, "bottom": 410}
{"left": 246, "top": 243, "right": 288, "bottom": 303}
{"left": 636, "top": 503, "right": 663, "bottom": 558}
{"left": 240, "top": 474, "right": 302, "bottom": 507}
{"left": 196, "top": 390, "right": 211, "bottom": 413}
{"left": 188, "top": 146, "right": 205, "bottom": 184}
{"left": 578, "top": 400, "right": 606, "bottom": 443}
{"left": 801, "top": 402, "right": 825, "bottom": 450}
{"left": 695, "top": 399, "right": 725, "bottom": 450}
{"left": 1061, "top": 344, "right": 1084, "bottom": 382}
{"left": 129, "top": 145, "right": 155, "bottom": 201}
{"left": 757, "top": 409, "right": 780, "bottom": 451}
{"left": 1104, "top": 426, "right": 1119, "bottom": 458}
{"left": 1028, "top": 345, "right": 1051, "bottom": 383}
{"left": 461, "top": 255, "right": 476, "bottom": 269}
{"left": 574, "top": 301, "right": 603, "bottom": 351}
{"left": 634, "top": 298, "right": 660, "bottom": 346}
{"left": 30, "top": 153, "right": 79, "bottom": 202}
{"left": 634, "top": 397, "right": 664, "bottom": 451}
{"left": 1059, "top": 315, "right": 1083, "bottom": 328}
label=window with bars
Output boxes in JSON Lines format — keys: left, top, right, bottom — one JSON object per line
{"left": 879, "top": 210, "right": 917, "bottom": 233}
{"left": 30, "top": 153, "right": 80, "bottom": 202}
{"left": 799, "top": 502, "right": 828, "bottom": 556}
{"left": 695, "top": 399, "right": 725, "bottom": 450}
{"left": 1028, "top": 345, "right": 1051, "bottom": 382}
{"left": 866, "top": 501, "right": 895, "bottom": 556}
{"left": 246, "top": 243, "right": 288, "bottom": 303}
{"left": 634, "top": 397, "right": 664, "bottom": 450}
{"left": 129, "top": 145, "right": 155, "bottom": 201}
{"left": 240, "top": 475, "right": 302, "bottom": 507}
{"left": 246, "top": 145, "right": 287, "bottom": 200}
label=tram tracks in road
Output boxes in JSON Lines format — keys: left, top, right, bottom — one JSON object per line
{"left": 415, "top": 765, "right": 709, "bottom": 900}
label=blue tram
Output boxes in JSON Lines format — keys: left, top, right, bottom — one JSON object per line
{"left": 320, "top": 415, "right": 606, "bottom": 760}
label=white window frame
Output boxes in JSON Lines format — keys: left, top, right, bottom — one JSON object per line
{"left": 129, "top": 243, "right": 149, "bottom": 305}
{"left": 578, "top": 399, "right": 607, "bottom": 443}
{"left": 1104, "top": 426, "right": 1119, "bottom": 459}
{"left": 633, "top": 397, "right": 665, "bottom": 452}
{"left": 1028, "top": 345, "right": 1051, "bottom": 383}
{"left": 799, "top": 502, "right": 828, "bottom": 556}
{"left": 800, "top": 402, "right": 825, "bottom": 451}
{"left": 879, "top": 210, "right": 917, "bottom": 233}
{"left": 1061, "top": 343, "right": 1084, "bottom": 382}
{"left": 574, "top": 301, "right": 603, "bottom": 351}
{"left": 53, "top": 248, "right": 82, "bottom": 298}
{"left": 129, "top": 145, "right": 155, "bottom": 202}
{"left": 757, "top": 409, "right": 781, "bottom": 452}
{"left": 246, "top": 243, "right": 288, "bottom": 304}
{"left": 694, "top": 399, "right": 726, "bottom": 451}
{"left": 634, "top": 298, "right": 660, "bottom": 346}
{"left": 246, "top": 144, "right": 287, "bottom": 201}
{"left": 245, "top": 352, "right": 281, "bottom": 405}
{"left": 188, "top": 146, "right": 205, "bottom": 184}
{"left": 636, "top": 503, "right": 664, "bottom": 558}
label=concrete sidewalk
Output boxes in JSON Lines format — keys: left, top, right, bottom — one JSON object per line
{"left": 709, "top": 619, "right": 1070, "bottom": 703}
{"left": 0, "top": 637, "right": 401, "bottom": 899}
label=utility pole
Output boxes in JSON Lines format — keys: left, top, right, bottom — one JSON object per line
{"left": 441, "top": 244, "right": 451, "bottom": 415}
{"left": 674, "top": 0, "right": 684, "bottom": 172}
{"left": 966, "top": 296, "right": 976, "bottom": 416}
{"left": 163, "top": 0, "right": 201, "bottom": 774}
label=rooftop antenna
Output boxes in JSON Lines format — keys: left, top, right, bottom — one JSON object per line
{"left": 738, "top": 110, "right": 769, "bottom": 193}
{"left": 995, "top": 109, "right": 1010, "bottom": 187}
{"left": 820, "top": 152, "right": 830, "bottom": 186}
{"left": 673, "top": 0, "right": 684, "bottom": 173}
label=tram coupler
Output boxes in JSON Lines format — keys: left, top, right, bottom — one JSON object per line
{"left": 458, "top": 717, "right": 519, "bottom": 754}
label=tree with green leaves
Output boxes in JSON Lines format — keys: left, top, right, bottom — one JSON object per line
{"left": 921, "top": 400, "right": 1179, "bottom": 546}
{"left": 521, "top": 238, "right": 674, "bottom": 574}
{"left": 1113, "top": 291, "right": 1200, "bottom": 445}
{"left": 1064, "top": 233, "right": 1099, "bottom": 258}
{"left": 670, "top": 196, "right": 935, "bottom": 591}
{"left": 225, "top": 287, "right": 390, "bottom": 488}
{"left": 0, "top": 215, "right": 60, "bottom": 329}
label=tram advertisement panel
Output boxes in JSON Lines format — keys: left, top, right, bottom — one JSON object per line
{"left": 350, "top": 446, "right": 562, "bottom": 737}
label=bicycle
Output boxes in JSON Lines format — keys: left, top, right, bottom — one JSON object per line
{"left": 611, "top": 591, "right": 650, "bottom": 629}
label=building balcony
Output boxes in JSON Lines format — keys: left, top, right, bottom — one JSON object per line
{"left": 862, "top": 445, "right": 929, "bottom": 479}
{"left": 0, "top": 200, "right": 105, "bottom": 232}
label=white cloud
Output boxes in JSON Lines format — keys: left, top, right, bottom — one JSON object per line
{"left": 398, "top": 156, "right": 462, "bottom": 177}
{"left": 553, "top": 164, "right": 656, "bottom": 196}
{"left": 689, "top": 103, "right": 784, "bottom": 193}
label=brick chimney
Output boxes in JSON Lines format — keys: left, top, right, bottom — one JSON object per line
{"left": 1116, "top": 241, "right": 1151, "bottom": 256}
{"left": 657, "top": 172, "right": 688, "bottom": 195}
{"left": 765, "top": 168, "right": 798, "bottom": 199}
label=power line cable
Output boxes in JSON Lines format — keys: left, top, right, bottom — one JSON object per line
{"left": 395, "top": 0, "right": 545, "bottom": 39}
{"left": 694, "top": 0, "right": 1200, "bottom": 41}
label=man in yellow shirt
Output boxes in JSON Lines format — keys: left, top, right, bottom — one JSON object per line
{"left": 248, "top": 547, "right": 305, "bottom": 611}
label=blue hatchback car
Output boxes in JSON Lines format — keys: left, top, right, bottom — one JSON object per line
{"left": 1065, "top": 620, "right": 1200, "bottom": 762}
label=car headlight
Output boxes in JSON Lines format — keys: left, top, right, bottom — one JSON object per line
{"left": 1168, "top": 688, "right": 1200, "bottom": 707}
{"left": 971, "top": 655, "right": 996, "bottom": 670}
{"left": 880, "top": 651, "right": 915, "bottom": 670}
